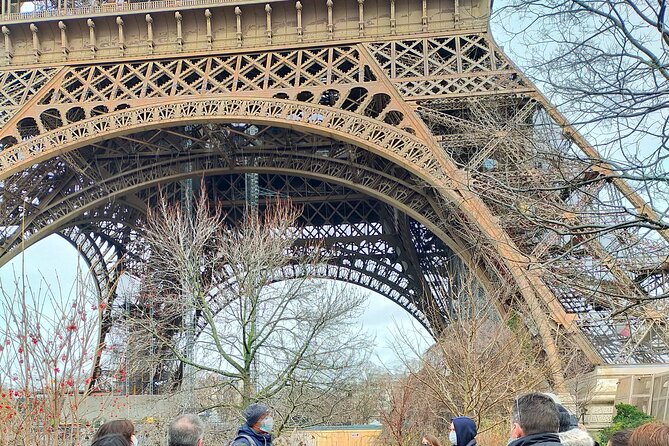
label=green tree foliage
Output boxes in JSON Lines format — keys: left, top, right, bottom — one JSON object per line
{"left": 599, "top": 403, "right": 653, "bottom": 444}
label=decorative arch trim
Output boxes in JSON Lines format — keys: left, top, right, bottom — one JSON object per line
{"left": 0, "top": 97, "right": 446, "bottom": 187}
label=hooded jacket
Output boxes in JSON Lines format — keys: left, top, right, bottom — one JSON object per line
{"left": 558, "top": 428, "right": 594, "bottom": 446}
{"left": 452, "top": 416, "right": 477, "bottom": 446}
{"left": 508, "top": 433, "right": 562, "bottom": 446}
{"left": 231, "top": 424, "right": 273, "bottom": 446}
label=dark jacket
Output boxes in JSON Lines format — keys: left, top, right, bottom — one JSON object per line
{"left": 509, "top": 433, "right": 562, "bottom": 446}
{"left": 452, "top": 416, "right": 477, "bottom": 446}
{"left": 231, "top": 425, "right": 272, "bottom": 446}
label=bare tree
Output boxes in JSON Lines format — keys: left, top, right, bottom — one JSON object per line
{"left": 341, "top": 363, "right": 388, "bottom": 425}
{"left": 564, "top": 364, "right": 599, "bottom": 424}
{"left": 0, "top": 270, "right": 107, "bottom": 446}
{"left": 494, "top": 0, "right": 668, "bottom": 207}
{"left": 124, "top": 189, "right": 370, "bottom": 430}
{"left": 390, "top": 275, "right": 553, "bottom": 433}
{"left": 284, "top": 361, "right": 389, "bottom": 426}
{"left": 377, "top": 372, "right": 421, "bottom": 446}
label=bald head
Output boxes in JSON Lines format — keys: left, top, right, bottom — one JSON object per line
{"left": 168, "top": 414, "right": 204, "bottom": 446}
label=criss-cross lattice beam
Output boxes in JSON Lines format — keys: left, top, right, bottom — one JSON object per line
{"left": 4, "top": 36, "right": 645, "bottom": 377}
{"left": 417, "top": 94, "right": 669, "bottom": 363}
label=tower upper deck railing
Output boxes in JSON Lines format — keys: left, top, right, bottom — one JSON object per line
{"left": 2, "top": 0, "right": 274, "bottom": 23}
{"left": 0, "top": 0, "right": 490, "bottom": 67}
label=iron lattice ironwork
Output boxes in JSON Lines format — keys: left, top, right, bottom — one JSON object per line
{"left": 1, "top": 0, "right": 668, "bottom": 387}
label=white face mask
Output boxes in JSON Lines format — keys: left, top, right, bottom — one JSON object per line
{"left": 131, "top": 435, "right": 139, "bottom": 446}
{"left": 449, "top": 431, "right": 457, "bottom": 445}
{"left": 259, "top": 416, "right": 274, "bottom": 434}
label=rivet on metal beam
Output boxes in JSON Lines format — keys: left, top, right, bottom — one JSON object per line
{"left": 58, "top": 21, "right": 68, "bottom": 59}
{"left": 235, "top": 7, "right": 242, "bottom": 47}
{"left": 205, "top": 9, "right": 212, "bottom": 50}
{"left": 175, "top": 11, "right": 183, "bottom": 51}
{"left": 1, "top": 26, "right": 12, "bottom": 64}
{"left": 296, "top": 1, "right": 303, "bottom": 43}
{"left": 87, "top": 19, "right": 97, "bottom": 56}
{"left": 326, "top": 0, "right": 333, "bottom": 40}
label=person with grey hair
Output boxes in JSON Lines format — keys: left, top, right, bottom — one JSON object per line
{"left": 508, "top": 393, "right": 563, "bottom": 446}
{"left": 168, "top": 414, "right": 205, "bottom": 446}
{"left": 230, "top": 403, "right": 274, "bottom": 446}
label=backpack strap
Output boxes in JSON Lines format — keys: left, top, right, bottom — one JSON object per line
{"left": 233, "top": 434, "right": 256, "bottom": 446}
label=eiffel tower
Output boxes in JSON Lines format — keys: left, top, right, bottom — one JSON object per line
{"left": 1, "top": 0, "right": 668, "bottom": 389}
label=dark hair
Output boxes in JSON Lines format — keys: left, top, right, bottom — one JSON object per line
{"left": 607, "top": 429, "right": 631, "bottom": 446}
{"left": 423, "top": 434, "right": 442, "bottom": 446}
{"left": 512, "top": 393, "right": 560, "bottom": 436}
{"left": 628, "top": 423, "right": 669, "bottom": 446}
{"left": 556, "top": 404, "right": 578, "bottom": 432}
{"left": 92, "top": 434, "right": 131, "bottom": 446}
{"left": 168, "top": 414, "right": 204, "bottom": 446}
{"left": 93, "top": 420, "right": 135, "bottom": 442}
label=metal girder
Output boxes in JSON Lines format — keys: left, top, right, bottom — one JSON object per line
{"left": 0, "top": 52, "right": 598, "bottom": 382}
{"left": 0, "top": 68, "right": 60, "bottom": 126}
{"left": 1, "top": 20, "right": 667, "bottom": 377}
{"left": 0, "top": 120, "right": 464, "bottom": 335}
{"left": 0, "top": 126, "right": 455, "bottom": 268}
{"left": 196, "top": 207, "right": 459, "bottom": 338}
{"left": 58, "top": 225, "right": 125, "bottom": 301}
{"left": 52, "top": 173, "right": 460, "bottom": 338}
{"left": 417, "top": 95, "right": 669, "bottom": 364}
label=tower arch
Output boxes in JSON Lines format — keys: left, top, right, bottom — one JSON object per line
{"left": 1, "top": 0, "right": 667, "bottom": 384}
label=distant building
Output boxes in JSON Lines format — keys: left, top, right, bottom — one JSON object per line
{"left": 279, "top": 425, "right": 382, "bottom": 446}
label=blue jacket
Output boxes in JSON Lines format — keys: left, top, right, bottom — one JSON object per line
{"left": 231, "top": 424, "right": 273, "bottom": 446}
{"left": 452, "top": 416, "right": 477, "bottom": 446}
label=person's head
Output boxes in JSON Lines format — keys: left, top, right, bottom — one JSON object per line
{"left": 422, "top": 434, "right": 441, "bottom": 446}
{"left": 510, "top": 393, "right": 560, "bottom": 439}
{"left": 92, "top": 434, "right": 131, "bottom": 446}
{"left": 93, "top": 420, "right": 135, "bottom": 444}
{"left": 607, "top": 429, "right": 631, "bottom": 446}
{"left": 244, "top": 403, "right": 273, "bottom": 435}
{"left": 450, "top": 417, "right": 477, "bottom": 446}
{"left": 556, "top": 404, "right": 578, "bottom": 433}
{"left": 628, "top": 422, "right": 669, "bottom": 446}
{"left": 168, "top": 414, "right": 204, "bottom": 446}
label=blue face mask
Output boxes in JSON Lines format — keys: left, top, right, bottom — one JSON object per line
{"left": 259, "top": 416, "right": 274, "bottom": 434}
{"left": 449, "top": 431, "right": 457, "bottom": 445}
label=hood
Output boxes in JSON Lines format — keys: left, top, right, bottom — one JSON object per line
{"left": 559, "top": 428, "right": 595, "bottom": 446}
{"left": 452, "top": 417, "right": 477, "bottom": 446}
{"left": 237, "top": 424, "right": 272, "bottom": 446}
